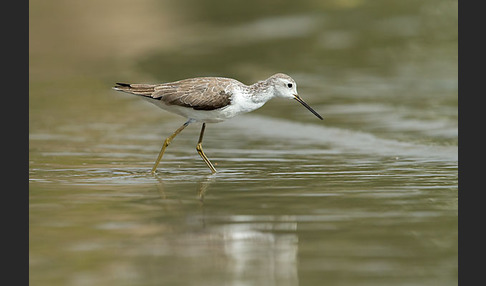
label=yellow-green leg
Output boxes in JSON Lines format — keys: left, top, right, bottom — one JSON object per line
{"left": 196, "top": 123, "right": 217, "bottom": 173}
{"left": 151, "top": 121, "right": 190, "bottom": 174}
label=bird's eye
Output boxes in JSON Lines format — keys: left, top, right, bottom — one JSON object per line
{"left": 287, "top": 83, "right": 293, "bottom": 88}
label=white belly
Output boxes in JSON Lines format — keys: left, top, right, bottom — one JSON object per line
{"left": 146, "top": 93, "right": 267, "bottom": 123}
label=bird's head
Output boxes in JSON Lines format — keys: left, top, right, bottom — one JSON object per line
{"left": 269, "top": 73, "right": 323, "bottom": 120}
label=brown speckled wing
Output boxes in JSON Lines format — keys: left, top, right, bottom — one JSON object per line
{"left": 152, "top": 78, "right": 233, "bottom": 110}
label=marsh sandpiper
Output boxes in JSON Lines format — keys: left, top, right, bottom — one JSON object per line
{"left": 113, "top": 73, "right": 323, "bottom": 174}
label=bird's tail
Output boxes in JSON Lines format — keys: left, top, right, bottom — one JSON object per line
{"left": 112, "top": 82, "right": 157, "bottom": 97}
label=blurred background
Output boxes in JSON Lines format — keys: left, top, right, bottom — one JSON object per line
{"left": 30, "top": 0, "right": 457, "bottom": 285}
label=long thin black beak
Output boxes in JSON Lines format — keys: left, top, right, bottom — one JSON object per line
{"left": 294, "top": 95, "right": 323, "bottom": 120}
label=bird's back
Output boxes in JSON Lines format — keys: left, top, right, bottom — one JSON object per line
{"left": 113, "top": 77, "right": 241, "bottom": 111}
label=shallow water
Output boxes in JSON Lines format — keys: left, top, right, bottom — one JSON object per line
{"left": 30, "top": 0, "right": 457, "bottom": 285}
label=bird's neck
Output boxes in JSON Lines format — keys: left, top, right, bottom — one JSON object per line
{"left": 248, "top": 81, "right": 275, "bottom": 104}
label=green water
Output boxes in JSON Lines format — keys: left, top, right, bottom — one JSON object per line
{"left": 30, "top": 0, "right": 457, "bottom": 285}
